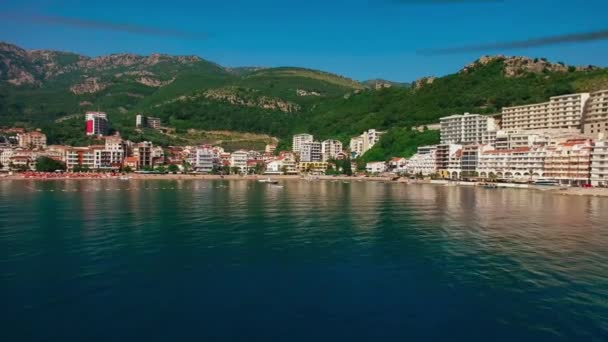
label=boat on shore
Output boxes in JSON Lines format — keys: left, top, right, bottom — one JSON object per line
{"left": 259, "top": 178, "right": 279, "bottom": 184}
{"left": 533, "top": 179, "right": 560, "bottom": 186}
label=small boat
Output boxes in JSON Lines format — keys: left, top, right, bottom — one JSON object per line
{"left": 259, "top": 178, "right": 279, "bottom": 184}
{"left": 483, "top": 183, "right": 498, "bottom": 189}
{"left": 533, "top": 179, "right": 560, "bottom": 186}
{"left": 119, "top": 176, "right": 130, "bottom": 181}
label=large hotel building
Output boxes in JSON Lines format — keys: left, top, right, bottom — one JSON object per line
{"left": 582, "top": 90, "right": 608, "bottom": 138}
{"left": 440, "top": 113, "right": 496, "bottom": 144}
{"left": 501, "top": 90, "right": 608, "bottom": 138}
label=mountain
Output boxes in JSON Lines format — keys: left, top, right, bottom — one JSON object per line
{"left": 296, "top": 55, "right": 608, "bottom": 144}
{"left": 2, "top": 42, "right": 608, "bottom": 157}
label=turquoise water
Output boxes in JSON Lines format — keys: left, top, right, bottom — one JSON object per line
{"left": 1, "top": 180, "right": 608, "bottom": 341}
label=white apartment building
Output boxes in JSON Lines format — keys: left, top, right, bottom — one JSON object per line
{"left": 292, "top": 134, "right": 314, "bottom": 153}
{"left": 300, "top": 141, "right": 322, "bottom": 162}
{"left": 583, "top": 90, "right": 608, "bottom": 139}
{"left": 502, "top": 92, "right": 590, "bottom": 131}
{"left": 435, "top": 144, "right": 462, "bottom": 175}
{"left": 591, "top": 137, "right": 608, "bottom": 186}
{"left": 447, "top": 148, "right": 463, "bottom": 179}
{"left": 544, "top": 139, "right": 593, "bottom": 185}
{"left": 191, "top": 147, "right": 219, "bottom": 173}
{"left": 349, "top": 129, "right": 385, "bottom": 157}
{"left": 362, "top": 129, "right": 385, "bottom": 152}
{"left": 65, "top": 147, "right": 97, "bottom": 170}
{"left": 134, "top": 142, "right": 153, "bottom": 169}
{"left": 17, "top": 131, "right": 47, "bottom": 149}
{"left": 477, "top": 146, "right": 546, "bottom": 181}
{"left": 494, "top": 130, "right": 549, "bottom": 150}
{"left": 440, "top": 113, "right": 496, "bottom": 144}
{"left": 349, "top": 136, "right": 364, "bottom": 157}
{"left": 92, "top": 137, "right": 125, "bottom": 171}
{"left": 321, "top": 139, "right": 343, "bottom": 161}
{"left": 366, "top": 161, "right": 387, "bottom": 174}
{"left": 406, "top": 150, "right": 436, "bottom": 176}
{"left": 389, "top": 157, "right": 408, "bottom": 173}
{"left": 265, "top": 155, "right": 297, "bottom": 175}
{"left": 230, "top": 150, "right": 249, "bottom": 173}
{"left": 0, "top": 148, "right": 14, "bottom": 170}
{"left": 460, "top": 145, "right": 493, "bottom": 177}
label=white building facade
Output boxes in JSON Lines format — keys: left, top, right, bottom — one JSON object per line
{"left": 321, "top": 139, "right": 343, "bottom": 161}
{"left": 292, "top": 134, "right": 314, "bottom": 153}
{"left": 440, "top": 113, "right": 496, "bottom": 144}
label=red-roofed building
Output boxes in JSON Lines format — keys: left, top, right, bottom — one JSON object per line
{"left": 123, "top": 157, "right": 138, "bottom": 170}
{"left": 544, "top": 139, "right": 592, "bottom": 185}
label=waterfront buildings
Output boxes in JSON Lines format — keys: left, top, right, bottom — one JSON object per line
{"left": 17, "top": 130, "right": 47, "bottom": 149}
{"left": 321, "top": 139, "right": 343, "bottom": 161}
{"left": 389, "top": 157, "right": 408, "bottom": 173}
{"left": 93, "top": 136, "right": 125, "bottom": 171}
{"left": 230, "top": 150, "right": 249, "bottom": 173}
{"left": 435, "top": 144, "right": 462, "bottom": 178}
{"left": 591, "top": 137, "right": 608, "bottom": 186}
{"left": 300, "top": 141, "right": 322, "bottom": 162}
{"left": 65, "top": 147, "right": 97, "bottom": 170}
{"left": 460, "top": 145, "right": 487, "bottom": 177}
{"left": 583, "top": 90, "right": 608, "bottom": 139}
{"left": 133, "top": 142, "right": 153, "bottom": 169}
{"left": 85, "top": 111, "right": 109, "bottom": 136}
{"left": 298, "top": 161, "right": 328, "bottom": 175}
{"left": 366, "top": 161, "right": 387, "bottom": 174}
{"left": 543, "top": 139, "right": 593, "bottom": 185}
{"left": 191, "top": 146, "right": 219, "bottom": 173}
{"left": 406, "top": 147, "right": 436, "bottom": 176}
{"left": 502, "top": 92, "right": 590, "bottom": 132}
{"left": 440, "top": 113, "right": 496, "bottom": 144}
{"left": 292, "top": 134, "right": 314, "bottom": 153}
{"left": 477, "top": 146, "right": 546, "bottom": 181}
{"left": 493, "top": 130, "right": 549, "bottom": 150}
{"left": 349, "top": 136, "right": 364, "bottom": 157}
{"left": 349, "top": 129, "right": 385, "bottom": 157}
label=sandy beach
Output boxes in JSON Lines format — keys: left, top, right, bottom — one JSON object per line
{"left": 2, "top": 173, "right": 607, "bottom": 198}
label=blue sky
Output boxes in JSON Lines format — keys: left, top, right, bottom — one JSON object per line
{"left": 1, "top": 0, "right": 608, "bottom": 82}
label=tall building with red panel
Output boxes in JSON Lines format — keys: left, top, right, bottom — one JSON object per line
{"left": 85, "top": 112, "right": 109, "bottom": 136}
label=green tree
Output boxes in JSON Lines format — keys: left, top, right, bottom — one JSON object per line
{"left": 167, "top": 164, "right": 179, "bottom": 174}
{"left": 35, "top": 156, "right": 66, "bottom": 172}
{"left": 281, "top": 165, "right": 288, "bottom": 175}
{"left": 343, "top": 158, "right": 353, "bottom": 176}
{"left": 123, "top": 166, "right": 133, "bottom": 173}
{"left": 254, "top": 162, "right": 265, "bottom": 175}
{"left": 182, "top": 160, "right": 191, "bottom": 174}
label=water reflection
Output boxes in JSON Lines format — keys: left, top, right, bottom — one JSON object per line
{"left": 1, "top": 180, "right": 607, "bottom": 340}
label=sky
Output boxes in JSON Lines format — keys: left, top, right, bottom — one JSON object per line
{"left": 1, "top": 0, "right": 608, "bottom": 82}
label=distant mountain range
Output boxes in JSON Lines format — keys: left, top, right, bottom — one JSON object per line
{"left": 2, "top": 41, "right": 608, "bottom": 155}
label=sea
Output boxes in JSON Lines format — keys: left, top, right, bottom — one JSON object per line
{"left": 1, "top": 179, "right": 607, "bottom": 341}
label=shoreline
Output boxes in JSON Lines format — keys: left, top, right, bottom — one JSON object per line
{"left": 2, "top": 173, "right": 607, "bottom": 198}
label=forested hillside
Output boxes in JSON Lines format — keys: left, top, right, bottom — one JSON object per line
{"left": 2, "top": 42, "right": 608, "bottom": 158}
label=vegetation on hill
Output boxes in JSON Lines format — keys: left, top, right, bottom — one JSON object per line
{"left": 360, "top": 129, "right": 440, "bottom": 163}
{"left": 3, "top": 42, "right": 608, "bottom": 158}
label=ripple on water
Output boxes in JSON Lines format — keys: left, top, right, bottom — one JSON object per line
{"left": 0, "top": 180, "right": 607, "bottom": 341}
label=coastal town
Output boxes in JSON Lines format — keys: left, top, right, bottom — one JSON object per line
{"left": 1, "top": 89, "right": 607, "bottom": 188}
